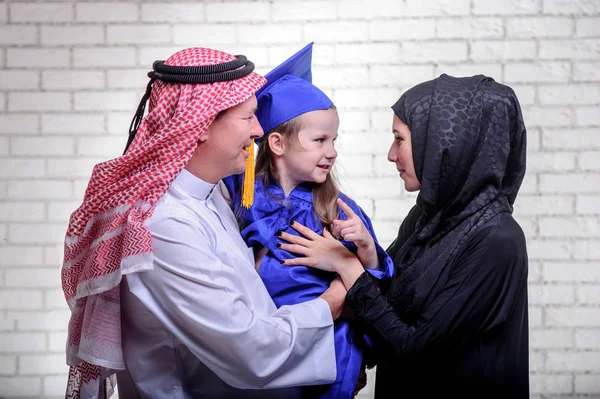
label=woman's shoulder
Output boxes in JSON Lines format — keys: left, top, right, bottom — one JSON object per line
{"left": 466, "top": 212, "right": 527, "bottom": 260}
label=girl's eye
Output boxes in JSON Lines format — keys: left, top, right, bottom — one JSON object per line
{"left": 315, "top": 138, "right": 325, "bottom": 143}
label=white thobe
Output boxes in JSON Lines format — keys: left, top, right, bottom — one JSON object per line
{"left": 117, "top": 169, "right": 336, "bottom": 398}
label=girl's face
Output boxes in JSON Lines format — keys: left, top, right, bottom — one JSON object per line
{"left": 277, "top": 108, "right": 339, "bottom": 190}
{"left": 388, "top": 114, "right": 421, "bottom": 192}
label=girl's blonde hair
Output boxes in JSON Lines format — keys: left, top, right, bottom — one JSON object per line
{"left": 255, "top": 106, "right": 340, "bottom": 232}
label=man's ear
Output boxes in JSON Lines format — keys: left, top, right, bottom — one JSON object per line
{"left": 268, "top": 132, "right": 285, "bottom": 156}
{"left": 198, "top": 129, "right": 210, "bottom": 143}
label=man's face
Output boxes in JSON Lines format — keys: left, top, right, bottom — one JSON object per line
{"left": 204, "top": 95, "right": 264, "bottom": 177}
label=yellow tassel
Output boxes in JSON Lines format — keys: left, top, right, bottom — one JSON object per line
{"left": 241, "top": 138, "right": 255, "bottom": 208}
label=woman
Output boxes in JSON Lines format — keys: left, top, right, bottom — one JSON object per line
{"left": 279, "top": 74, "right": 529, "bottom": 398}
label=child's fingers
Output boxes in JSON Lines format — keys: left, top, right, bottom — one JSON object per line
{"left": 337, "top": 198, "right": 358, "bottom": 218}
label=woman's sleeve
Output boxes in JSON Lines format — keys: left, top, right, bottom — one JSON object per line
{"left": 346, "top": 219, "right": 527, "bottom": 359}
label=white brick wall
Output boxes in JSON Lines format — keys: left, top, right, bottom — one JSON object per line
{"left": 0, "top": 1, "right": 598, "bottom": 398}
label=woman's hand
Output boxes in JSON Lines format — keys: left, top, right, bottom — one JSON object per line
{"left": 278, "top": 221, "right": 357, "bottom": 273}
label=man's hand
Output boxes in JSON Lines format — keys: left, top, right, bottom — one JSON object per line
{"left": 319, "top": 277, "right": 346, "bottom": 320}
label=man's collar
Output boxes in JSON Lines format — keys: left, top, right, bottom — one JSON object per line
{"left": 173, "top": 168, "right": 217, "bottom": 200}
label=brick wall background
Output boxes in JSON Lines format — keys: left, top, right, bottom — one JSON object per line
{"left": 0, "top": 0, "right": 599, "bottom": 397}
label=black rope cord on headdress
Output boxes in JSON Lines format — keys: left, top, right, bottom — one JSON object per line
{"left": 123, "top": 54, "right": 255, "bottom": 154}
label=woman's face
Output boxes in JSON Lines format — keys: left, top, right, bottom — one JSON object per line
{"left": 388, "top": 114, "right": 421, "bottom": 192}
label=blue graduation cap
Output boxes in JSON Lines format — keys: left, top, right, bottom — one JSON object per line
{"left": 255, "top": 42, "right": 334, "bottom": 135}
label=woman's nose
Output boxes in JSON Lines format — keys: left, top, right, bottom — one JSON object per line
{"left": 387, "top": 143, "right": 397, "bottom": 162}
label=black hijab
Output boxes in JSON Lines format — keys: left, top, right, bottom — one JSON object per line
{"left": 385, "top": 74, "right": 527, "bottom": 322}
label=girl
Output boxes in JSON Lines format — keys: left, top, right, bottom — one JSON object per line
{"left": 224, "top": 43, "right": 394, "bottom": 399}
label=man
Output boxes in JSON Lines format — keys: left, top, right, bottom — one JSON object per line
{"left": 61, "top": 47, "right": 345, "bottom": 399}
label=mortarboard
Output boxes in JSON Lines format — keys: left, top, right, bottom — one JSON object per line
{"left": 255, "top": 42, "right": 334, "bottom": 135}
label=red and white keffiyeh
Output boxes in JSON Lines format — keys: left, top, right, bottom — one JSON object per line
{"left": 61, "top": 47, "right": 266, "bottom": 399}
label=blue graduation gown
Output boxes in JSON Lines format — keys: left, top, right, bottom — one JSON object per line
{"left": 224, "top": 175, "right": 394, "bottom": 399}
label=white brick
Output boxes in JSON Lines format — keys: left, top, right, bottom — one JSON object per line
{"left": 514, "top": 195, "right": 573, "bottom": 216}
{"left": 335, "top": 43, "right": 400, "bottom": 65}
{"left": 574, "top": 62, "right": 600, "bottom": 81}
{"left": 519, "top": 171, "right": 537, "bottom": 194}
{"left": 340, "top": 0, "right": 469, "bottom": 18}
{"left": 529, "top": 284, "right": 575, "bottom": 305}
{"left": 367, "top": 220, "right": 401, "bottom": 246}
{"left": 107, "top": 112, "right": 133, "bottom": 135}
{"left": 0, "top": 3, "right": 6, "bottom": 23}
{"left": 401, "top": 41, "right": 467, "bottom": 62}
{"left": 369, "top": 19, "right": 436, "bottom": 41}
{"left": 74, "top": 91, "right": 138, "bottom": 112}
{"left": 139, "top": 46, "right": 190, "bottom": 67}
{"left": 512, "top": 85, "right": 536, "bottom": 106}
{"left": 272, "top": 1, "right": 335, "bottom": 21}
{"left": 528, "top": 260, "right": 542, "bottom": 282}
{"left": 42, "top": 70, "right": 105, "bottom": 90}
{"left": 48, "top": 331, "right": 67, "bottom": 352}
{"left": 529, "top": 349, "right": 544, "bottom": 371}
{"left": 505, "top": 62, "right": 570, "bottom": 83}
{"left": 335, "top": 131, "right": 392, "bottom": 155}
{"left": 528, "top": 239, "right": 572, "bottom": 260}
{"left": 76, "top": 2, "right": 138, "bottom": 22}
{"left": 0, "top": 246, "right": 43, "bottom": 267}
{"left": 543, "top": 128, "right": 600, "bottom": 149}
{"left": 48, "top": 201, "right": 80, "bottom": 223}
{"left": 402, "top": 0, "right": 471, "bottom": 16}
{"left": 44, "top": 289, "right": 67, "bottom": 309}
{"left": 437, "top": 18, "right": 503, "bottom": 39}
{"left": 575, "top": 374, "right": 600, "bottom": 394}
{"left": 42, "top": 114, "right": 105, "bottom": 135}
{"left": 74, "top": 47, "right": 136, "bottom": 68}
{"left": 530, "top": 374, "right": 573, "bottom": 394}
{"left": 0, "top": 93, "right": 5, "bottom": 112}
{"left": 41, "top": 26, "right": 104, "bottom": 45}
{"left": 540, "top": 39, "right": 600, "bottom": 60}
{"left": 13, "top": 310, "right": 69, "bottom": 332}
{"left": 0, "top": 71, "right": 39, "bottom": 90}
{"left": 20, "top": 355, "right": 68, "bottom": 376}
{"left": 547, "top": 351, "right": 600, "bottom": 371}
{"left": 575, "top": 240, "right": 600, "bottom": 260}
{"left": 0, "top": 319, "right": 14, "bottom": 332}
{"left": 543, "top": 0, "right": 600, "bottom": 15}
{"left": 539, "top": 84, "right": 600, "bottom": 105}
{"left": 44, "top": 245, "right": 65, "bottom": 267}
{"left": 0, "top": 159, "right": 45, "bottom": 178}
{"left": 507, "top": 17, "right": 573, "bottom": 37}
{"left": 540, "top": 216, "right": 600, "bottom": 238}
{"left": 0, "top": 114, "right": 38, "bottom": 134}
{"left": 107, "top": 68, "right": 148, "bottom": 89}
{"left": 47, "top": 158, "right": 104, "bottom": 178}
{"left": 74, "top": 180, "right": 91, "bottom": 201}
{"left": 311, "top": 66, "right": 368, "bottom": 88}
{"left": 540, "top": 174, "right": 600, "bottom": 193}
{"left": 268, "top": 44, "right": 333, "bottom": 67}
{"left": 142, "top": 3, "right": 204, "bottom": 22}
{"left": 77, "top": 136, "right": 126, "bottom": 158}
{"left": 580, "top": 151, "right": 600, "bottom": 171}
{"left": 11, "top": 137, "right": 75, "bottom": 156}
{"left": 172, "top": 24, "right": 237, "bottom": 46}
{"left": 516, "top": 216, "right": 537, "bottom": 238}
{"left": 337, "top": 111, "right": 370, "bottom": 132}
{"left": 44, "top": 374, "right": 69, "bottom": 397}
{"left": 305, "top": 21, "right": 369, "bottom": 43}
{"left": 374, "top": 198, "right": 417, "bottom": 221}
{"left": 334, "top": 88, "right": 399, "bottom": 109}
{"left": 0, "top": 26, "right": 37, "bottom": 45}
{"left": 543, "top": 261, "right": 600, "bottom": 282}
{"left": 474, "top": 0, "right": 540, "bottom": 14}
{"left": 577, "top": 195, "right": 600, "bottom": 214}
{"left": 0, "top": 137, "right": 7, "bottom": 156}
{"left": 8, "top": 180, "right": 72, "bottom": 200}
{"left": 546, "top": 307, "right": 600, "bottom": 327}
{"left": 7, "top": 48, "right": 70, "bottom": 68}
{"left": 577, "top": 17, "right": 600, "bottom": 37}
{"left": 576, "top": 107, "right": 600, "bottom": 127}
{"left": 577, "top": 285, "right": 600, "bottom": 304}
{"left": 471, "top": 41, "right": 537, "bottom": 61}
{"left": 0, "top": 202, "right": 45, "bottom": 222}
{"left": 0, "top": 355, "right": 16, "bottom": 375}
{"left": 575, "top": 329, "right": 600, "bottom": 349}
{"left": 435, "top": 64, "right": 502, "bottom": 80}
{"left": 0, "top": 376, "right": 42, "bottom": 397}
{"left": 335, "top": 155, "right": 373, "bottom": 177}
{"left": 343, "top": 177, "right": 403, "bottom": 199}
{"left": 208, "top": 1, "right": 270, "bottom": 22}
{"left": 9, "top": 93, "right": 70, "bottom": 112}
{"left": 369, "top": 65, "right": 435, "bottom": 87}
{"left": 238, "top": 24, "right": 302, "bottom": 44}
{"left": 11, "top": 3, "right": 72, "bottom": 22}
{"left": 108, "top": 25, "right": 171, "bottom": 45}
{"left": 0, "top": 291, "right": 43, "bottom": 310}
{"left": 0, "top": 333, "right": 46, "bottom": 352}
{"left": 8, "top": 223, "right": 66, "bottom": 245}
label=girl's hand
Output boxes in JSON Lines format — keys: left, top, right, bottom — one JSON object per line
{"left": 278, "top": 221, "right": 358, "bottom": 273}
{"left": 333, "top": 198, "right": 375, "bottom": 250}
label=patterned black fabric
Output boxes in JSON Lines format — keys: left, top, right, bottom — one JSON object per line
{"left": 385, "top": 74, "right": 527, "bottom": 322}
